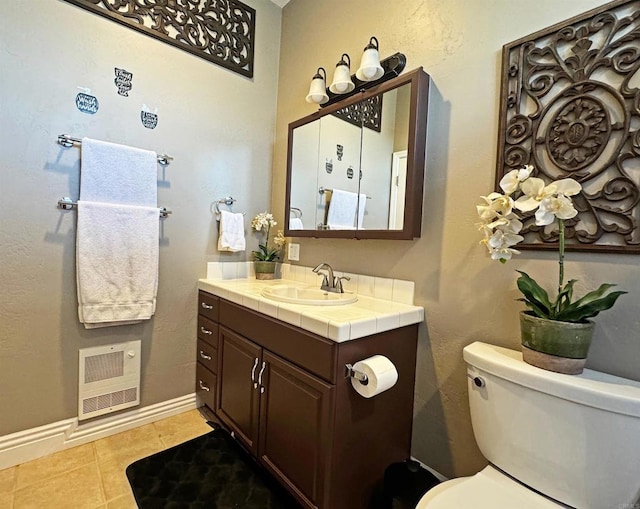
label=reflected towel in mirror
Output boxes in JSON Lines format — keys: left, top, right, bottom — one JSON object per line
{"left": 327, "top": 189, "right": 366, "bottom": 229}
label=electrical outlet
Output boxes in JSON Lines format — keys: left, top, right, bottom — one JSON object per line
{"left": 287, "top": 243, "right": 300, "bottom": 261}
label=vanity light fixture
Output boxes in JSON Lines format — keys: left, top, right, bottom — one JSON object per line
{"left": 305, "top": 67, "right": 329, "bottom": 104}
{"left": 356, "top": 36, "right": 384, "bottom": 81}
{"left": 329, "top": 53, "right": 355, "bottom": 94}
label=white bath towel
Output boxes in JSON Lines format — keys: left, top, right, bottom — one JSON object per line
{"left": 77, "top": 201, "right": 159, "bottom": 328}
{"left": 289, "top": 217, "right": 304, "bottom": 230}
{"left": 327, "top": 189, "right": 366, "bottom": 229}
{"left": 80, "top": 137, "right": 157, "bottom": 207}
{"left": 217, "top": 210, "right": 246, "bottom": 252}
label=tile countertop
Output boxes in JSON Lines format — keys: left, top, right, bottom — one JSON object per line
{"left": 198, "top": 278, "right": 424, "bottom": 343}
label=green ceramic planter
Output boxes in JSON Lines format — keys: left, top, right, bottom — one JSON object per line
{"left": 520, "top": 311, "right": 594, "bottom": 358}
{"left": 254, "top": 261, "right": 276, "bottom": 280}
{"left": 520, "top": 311, "right": 595, "bottom": 374}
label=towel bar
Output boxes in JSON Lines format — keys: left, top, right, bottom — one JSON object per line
{"left": 57, "top": 134, "right": 173, "bottom": 165}
{"left": 58, "top": 197, "right": 172, "bottom": 218}
{"left": 318, "top": 187, "right": 371, "bottom": 199}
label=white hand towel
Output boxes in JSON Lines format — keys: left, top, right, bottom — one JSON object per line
{"left": 356, "top": 193, "right": 367, "bottom": 229}
{"left": 289, "top": 217, "right": 304, "bottom": 230}
{"left": 327, "top": 189, "right": 359, "bottom": 229}
{"left": 77, "top": 201, "right": 159, "bottom": 328}
{"left": 217, "top": 210, "right": 246, "bottom": 252}
{"left": 80, "top": 137, "right": 157, "bottom": 207}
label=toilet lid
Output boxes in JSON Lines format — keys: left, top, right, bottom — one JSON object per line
{"left": 416, "top": 466, "right": 561, "bottom": 509}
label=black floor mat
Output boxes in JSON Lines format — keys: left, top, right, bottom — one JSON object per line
{"left": 126, "top": 427, "right": 301, "bottom": 509}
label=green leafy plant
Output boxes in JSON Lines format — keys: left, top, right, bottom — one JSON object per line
{"left": 477, "top": 165, "right": 626, "bottom": 324}
{"left": 251, "top": 212, "right": 286, "bottom": 261}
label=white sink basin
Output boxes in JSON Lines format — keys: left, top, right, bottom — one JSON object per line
{"left": 261, "top": 284, "right": 357, "bottom": 306}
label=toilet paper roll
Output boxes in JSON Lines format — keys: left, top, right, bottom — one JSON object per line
{"left": 350, "top": 355, "right": 398, "bottom": 398}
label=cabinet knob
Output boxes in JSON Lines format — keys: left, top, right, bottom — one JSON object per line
{"left": 200, "top": 326, "right": 213, "bottom": 335}
{"left": 198, "top": 380, "right": 210, "bottom": 392}
{"left": 199, "top": 350, "right": 212, "bottom": 360}
{"left": 201, "top": 302, "right": 214, "bottom": 310}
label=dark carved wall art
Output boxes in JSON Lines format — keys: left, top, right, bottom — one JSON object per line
{"left": 62, "top": 0, "right": 255, "bottom": 78}
{"left": 496, "top": 0, "right": 640, "bottom": 253}
{"left": 333, "top": 95, "right": 383, "bottom": 132}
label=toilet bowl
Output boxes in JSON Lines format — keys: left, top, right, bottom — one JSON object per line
{"left": 416, "top": 342, "right": 640, "bottom": 509}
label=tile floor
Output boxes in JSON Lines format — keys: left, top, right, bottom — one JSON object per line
{"left": 0, "top": 408, "right": 213, "bottom": 509}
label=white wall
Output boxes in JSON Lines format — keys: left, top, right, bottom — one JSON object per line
{"left": 273, "top": 0, "right": 637, "bottom": 477}
{"left": 0, "top": 0, "right": 281, "bottom": 435}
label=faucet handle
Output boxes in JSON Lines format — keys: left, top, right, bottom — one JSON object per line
{"left": 317, "top": 273, "right": 330, "bottom": 289}
{"left": 335, "top": 275, "right": 350, "bottom": 293}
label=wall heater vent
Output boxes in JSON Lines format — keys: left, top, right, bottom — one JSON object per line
{"left": 78, "top": 340, "right": 141, "bottom": 420}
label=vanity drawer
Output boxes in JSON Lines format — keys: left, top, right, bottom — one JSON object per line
{"left": 197, "top": 338, "right": 218, "bottom": 373}
{"left": 220, "top": 299, "right": 336, "bottom": 382}
{"left": 198, "top": 315, "right": 218, "bottom": 346}
{"left": 198, "top": 291, "right": 219, "bottom": 322}
{"left": 196, "top": 363, "right": 217, "bottom": 411}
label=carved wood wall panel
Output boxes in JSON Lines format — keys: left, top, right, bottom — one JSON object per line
{"left": 62, "top": 0, "right": 255, "bottom": 78}
{"left": 496, "top": 0, "right": 640, "bottom": 253}
{"left": 332, "top": 95, "right": 383, "bottom": 132}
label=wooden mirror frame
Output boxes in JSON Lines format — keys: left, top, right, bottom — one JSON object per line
{"left": 284, "top": 67, "right": 430, "bottom": 239}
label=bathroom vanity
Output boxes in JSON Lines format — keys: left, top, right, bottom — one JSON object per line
{"left": 196, "top": 272, "right": 423, "bottom": 509}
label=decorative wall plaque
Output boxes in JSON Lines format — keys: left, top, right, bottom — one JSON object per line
{"left": 76, "top": 92, "right": 99, "bottom": 114}
{"left": 141, "top": 111, "right": 158, "bottom": 129}
{"left": 114, "top": 67, "right": 133, "bottom": 96}
{"left": 62, "top": 0, "right": 255, "bottom": 78}
{"left": 333, "top": 95, "right": 383, "bottom": 132}
{"left": 496, "top": 0, "right": 640, "bottom": 253}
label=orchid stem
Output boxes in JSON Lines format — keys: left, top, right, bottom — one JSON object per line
{"left": 557, "top": 219, "right": 565, "bottom": 310}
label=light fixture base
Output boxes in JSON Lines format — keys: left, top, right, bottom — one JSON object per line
{"left": 321, "top": 52, "right": 406, "bottom": 108}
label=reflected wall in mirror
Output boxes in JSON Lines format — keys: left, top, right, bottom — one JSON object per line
{"left": 285, "top": 67, "right": 430, "bottom": 239}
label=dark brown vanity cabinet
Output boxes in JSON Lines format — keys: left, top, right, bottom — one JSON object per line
{"left": 198, "top": 291, "right": 419, "bottom": 509}
{"left": 217, "top": 326, "right": 333, "bottom": 506}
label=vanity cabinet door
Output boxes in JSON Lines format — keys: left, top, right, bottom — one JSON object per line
{"left": 216, "top": 326, "right": 262, "bottom": 455}
{"left": 258, "top": 350, "right": 334, "bottom": 509}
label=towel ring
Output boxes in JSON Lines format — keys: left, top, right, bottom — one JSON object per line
{"left": 211, "top": 196, "right": 240, "bottom": 220}
{"left": 290, "top": 207, "right": 302, "bottom": 218}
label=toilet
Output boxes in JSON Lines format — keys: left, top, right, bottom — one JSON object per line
{"left": 417, "top": 341, "right": 640, "bottom": 508}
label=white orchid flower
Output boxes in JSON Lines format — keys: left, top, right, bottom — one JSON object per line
{"left": 515, "top": 177, "right": 581, "bottom": 212}
{"left": 488, "top": 227, "right": 524, "bottom": 248}
{"left": 499, "top": 165, "right": 533, "bottom": 194}
{"left": 489, "top": 245, "right": 521, "bottom": 262}
{"left": 535, "top": 194, "right": 578, "bottom": 225}
{"left": 477, "top": 192, "right": 514, "bottom": 221}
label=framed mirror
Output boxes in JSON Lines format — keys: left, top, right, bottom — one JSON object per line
{"left": 285, "top": 67, "right": 430, "bottom": 239}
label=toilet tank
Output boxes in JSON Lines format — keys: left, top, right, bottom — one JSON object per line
{"left": 463, "top": 341, "right": 640, "bottom": 509}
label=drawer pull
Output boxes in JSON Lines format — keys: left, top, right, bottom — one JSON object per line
{"left": 199, "top": 350, "right": 212, "bottom": 360}
{"left": 198, "top": 380, "right": 210, "bottom": 392}
{"left": 200, "top": 326, "right": 213, "bottom": 335}
{"left": 201, "top": 302, "right": 214, "bottom": 310}
{"left": 257, "top": 361, "right": 267, "bottom": 391}
{"left": 251, "top": 357, "right": 259, "bottom": 388}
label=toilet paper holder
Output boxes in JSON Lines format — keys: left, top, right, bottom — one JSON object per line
{"left": 345, "top": 363, "right": 369, "bottom": 385}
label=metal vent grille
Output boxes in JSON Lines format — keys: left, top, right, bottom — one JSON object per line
{"left": 84, "top": 351, "right": 124, "bottom": 383}
{"left": 82, "top": 387, "right": 138, "bottom": 415}
{"left": 78, "top": 341, "right": 141, "bottom": 420}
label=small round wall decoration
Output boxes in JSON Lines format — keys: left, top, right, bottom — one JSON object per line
{"left": 141, "top": 111, "right": 158, "bottom": 129}
{"left": 75, "top": 92, "right": 99, "bottom": 114}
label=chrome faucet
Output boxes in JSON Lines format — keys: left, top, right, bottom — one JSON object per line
{"left": 312, "top": 263, "right": 350, "bottom": 293}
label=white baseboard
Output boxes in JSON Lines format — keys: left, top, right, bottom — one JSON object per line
{"left": 410, "top": 456, "right": 449, "bottom": 483}
{"left": 0, "top": 393, "right": 197, "bottom": 471}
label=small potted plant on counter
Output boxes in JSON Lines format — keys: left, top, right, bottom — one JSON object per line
{"left": 251, "top": 211, "right": 286, "bottom": 280}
